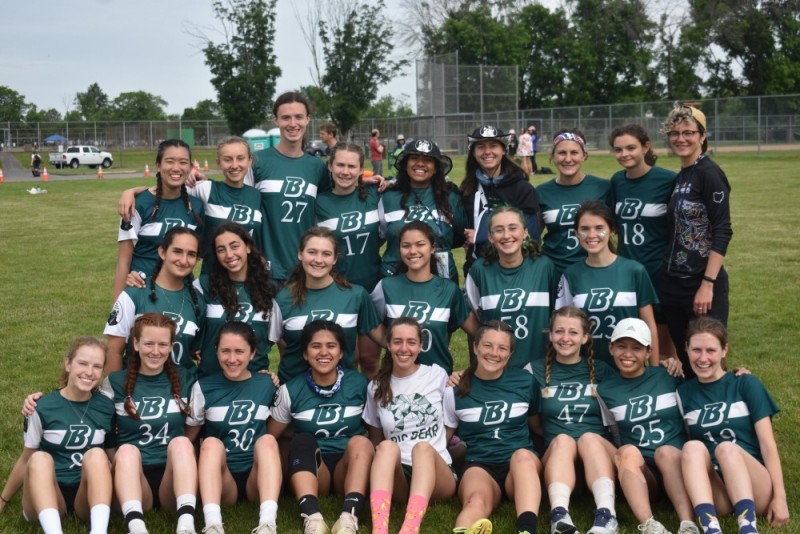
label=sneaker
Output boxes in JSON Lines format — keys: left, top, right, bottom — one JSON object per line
{"left": 201, "top": 525, "right": 224, "bottom": 534}
{"left": 586, "top": 508, "right": 619, "bottom": 534}
{"left": 677, "top": 521, "right": 700, "bottom": 534}
{"left": 176, "top": 529, "right": 198, "bottom": 534}
{"left": 331, "top": 511, "right": 358, "bottom": 534}
{"left": 550, "top": 506, "right": 580, "bottom": 534}
{"left": 638, "top": 518, "right": 671, "bottom": 534}
{"left": 252, "top": 523, "right": 277, "bottom": 534}
{"left": 128, "top": 528, "right": 149, "bottom": 534}
{"left": 467, "top": 518, "right": 492, "bottom": 534}
{"left": 302, "top": 512, "right": 330, "bottom": 534}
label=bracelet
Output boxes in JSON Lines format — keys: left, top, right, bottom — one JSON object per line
{"left": 703, "top": 275, "right": 716, "bottom": 283}
{"left": 0, "top": 495, "right": 8, "bottom": 503}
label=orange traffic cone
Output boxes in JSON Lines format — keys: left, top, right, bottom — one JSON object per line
{"left": 0, "top": 168, "right": 4, "bottom": 182}
{"left": 97, "top": 166, "right": 104, "bottom": 179}
{"left": 203, "top": 159, "right": 209, "bottom": 171}
{"left": 144, "top": 164, "right": 151, "bottom": 177}
{"left": 193, "top": 159, "right": 200, "bottom": 172}
{"left": 42, "top": 167, "right": 49, "bottom": 181}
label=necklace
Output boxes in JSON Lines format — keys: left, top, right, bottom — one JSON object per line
{"left": 159, "top": 286, "right": 187, "bottom": 318}
{"left": 63, "top": 391, "right": 92, "bottom": 424}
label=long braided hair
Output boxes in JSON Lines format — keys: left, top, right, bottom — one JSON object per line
{"left": 124, "top": 313, "right": 189, "bottom": 419}
{"left": 149, "top": 227, "right": 202, "bottom": 318}
{"left": 543, "top": 306, "right": 596, "bottom": 397}
{"left": 151, "top": 139, "right": 202, "bottom": 226}
{"left": 481, "top": 205, "right": 541, "bottom": 265}
{"left": 208, "top": 222, "right": 275, "bottom": 319}
{"left": 457, "top": 320, "right": 516, "bottom": 398}
{"left": 286, "top": 226, "right": 351, "bottom": 306}
{"left": 373, "top": 317, "right": 423, "bottom": 408}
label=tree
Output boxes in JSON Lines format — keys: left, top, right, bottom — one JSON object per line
{"left": 0, "top": 86, "right": 28, "bottom": 122}
{"left": 363, "top": 95, "right": 414, "bottom": 119}
{"left": 182, "top": 99, "right": 222, "bottom": 120}
{"left": 199, "top": 0, "right": 281, "bottom": 135}
{"left": 74, "top": 82, "right": 109, "bottom": 121}
{"left": 316, "top": 0, "right": 409, "bottom": 136}
{"left": 517, "top": 4, "right": 571, "bottom": 108}
{"left": 109, "top": 91, "right": 168, "bottom": 121}
{"left": 25, "top": 105, "right": 62, "bottom": 123}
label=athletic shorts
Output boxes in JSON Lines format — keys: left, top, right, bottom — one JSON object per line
{"left": 231, "top": 470, "right": 250, "bottom": 502}
{"left": 58, "top": 482, "right": 80, "bottom": 516}
{"left": 401, "top": 462, "right": 457, "bottom": 485}
{"left": 460, "top": 461, "right": 509, "bottom": 501}
{"left": 143, "top": 464, "right": 166, "bottom": 509}
{"left": 321, "top": 452, "right": 343, "bottom": 477}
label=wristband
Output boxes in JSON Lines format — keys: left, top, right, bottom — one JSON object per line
{"left": 703, "top": 274, "right": 716, "bottom": 283}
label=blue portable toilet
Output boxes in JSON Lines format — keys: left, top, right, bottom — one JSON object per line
{"left": 243, "top": 128, "right": 281, "bottom": 154}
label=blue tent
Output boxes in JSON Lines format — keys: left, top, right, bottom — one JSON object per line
{"left": 43, "top": 134, "right": 68, "bottom": 143}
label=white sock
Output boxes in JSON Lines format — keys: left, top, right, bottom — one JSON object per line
{"left": 121, "top": 499, "right": 146, "bottom": 531}
{"left": 89, "top": 503, "right": 110, "bottom": 534}
{"left": 591, "top": 477, "right": 616, "bottom": 515}
{"left": 37, "top": 508, "right": 63, "bottom": 534}
{"left": 260, "top": 500, "right": 278, "bottom": 525}
{"left": 203, "top": 503, "right": 223, "bottom": 527}
{"left": 548, "top": 482, "right": 572, "bottom": 511}
{"left": 176, "top": 493, "right": 197, "bottom": 531}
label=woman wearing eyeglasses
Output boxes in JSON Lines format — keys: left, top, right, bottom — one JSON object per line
{"left": 659, "top": 105, "right": 732, "bottom": 379}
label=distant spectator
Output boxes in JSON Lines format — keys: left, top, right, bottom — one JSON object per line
{"left": 319, "top": 122, "right": 338, "bottom": 155}
{"left": 31, "top": 151, "right": 42, "bottom": 170}
{"left": 529, "top": 125, "right": 539, "bottom": 172}
{"left": 387, "top": 133, "right": 405, "bottom": 179}
{"left": 369, "top": 128, "right": 384, "bottom": 175}
{"left": 517, "top": 127, "right": 533, "bottom": 175}
{"left": 507, "top": 129, "right": 518, "bottom": 156}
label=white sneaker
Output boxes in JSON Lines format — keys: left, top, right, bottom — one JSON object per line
{"left": 550, "top": 506, "right": 580, "bottom": 534}
{"left": 252, "top": 523, "right": 277, "bottom": 534}
{"left": 302, "top": 512, "right": 330, "bottom": 534}
{"left": 331, "top": 511, "right": 359, "bottom": 534}
{"left": 202, "top": 525, "right": 225, "bottom": 534}
{"left": 677, "top": 521, "right": 700, "bottom": 534}
{"left": 586, "top": 508, "right": 619, "bottom": 534}
{"left": 638, "top": 518, "right": 671, "bottom": 534}
{"left": 176, "top": 528, "right": 198, "bottom": 534}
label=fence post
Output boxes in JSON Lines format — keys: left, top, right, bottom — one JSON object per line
{"left": 757, "top": 96, "right": 762, "bottom": 152}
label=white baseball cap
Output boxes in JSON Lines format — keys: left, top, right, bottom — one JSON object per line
{"left": 610, "top": 318, "right": 651, "bottom": 346}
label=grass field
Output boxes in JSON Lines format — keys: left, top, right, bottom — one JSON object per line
{"left": 0, "top": 151, "right": 797, "bottom": 532}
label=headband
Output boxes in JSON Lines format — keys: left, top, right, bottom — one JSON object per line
{"left": 552, "top": 132, "right": 586, "bottom": 150}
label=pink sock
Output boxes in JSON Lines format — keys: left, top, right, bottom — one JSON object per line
{"left": 370, "top": 489, "right": 392, "bottom": 534}
{"left": 399, "top": 494, "right": 429, "bottom": 534}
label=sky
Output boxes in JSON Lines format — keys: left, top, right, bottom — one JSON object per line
{"left": 1, "top": 0, "right": 417, "bottom": 117}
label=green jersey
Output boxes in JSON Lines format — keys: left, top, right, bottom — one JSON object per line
{"left": 530, "top": 358, "right": 615, "bottom": 447}
{"left": 465, "top": 255, "right": 558, "bottom": 367}
{"left": 597, "top": 366, "right": 684, "bottom": 458}
{"left": 194, "top": 275, "right": 281, "bottom": 376}
{"left": 105, "top": 284, "right": 205, "bottom": 373}
{"left": 677, "top": 373, "right": 778, "bottom": 464}
{"left": 557, "top": 256, "right": 658, "bottom": 366}
{"left": 371, "top": 274, "right": 469, "bottom": 374}
{"left": 119, "top": 189, "right": 205, "bottom": 277}
{"left": 444, "top": 370, "right": 540, "bottom": 464}
{"left": 187, "top": 372, "right": 276, "bottom": 473}
{"left": 271, "top": 369, "right": 369, "bottom": 454}
{"left": 378, "top": 185, "right": 468, "bottom": 282}
{"left": 274, "top": 282, "right": 380, "bottom": 383}
{"left": 24, "top": 390, "right": 115, "bottom": 485}
{"left": 101, "top": 367, "right": 195, "bottom": 466}
{"left": 189, "top": 180, "right": 263, "bottom": 276}
{"left": 316, "top": 186, "right": 382, "bottom": 292}
{"left": 608, "top": 166, "right": 676, "bottom": 280}
{"left": 250, "top": 147, "right": 331, "bottom": 280}
{"left": 537, "top": 175, "right": 610, "bottom": 273}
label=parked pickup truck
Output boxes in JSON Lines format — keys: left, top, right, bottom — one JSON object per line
{"left": 49, "top": 145, "right": 114, "bottom": 169}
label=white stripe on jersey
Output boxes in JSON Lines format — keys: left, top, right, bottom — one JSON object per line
{"left": 336, "top": 313, "right": 358, "bottom": 328}
{"left": 255, "top": 405, "right": 271, "bottom": 421}
{"left": 285, "top": 316, "right": 308, "bottom": 332}
{"left": 324, "top": 210, "right": 379, "bottom": 228}
{"left": 455, "top": 406, "right": 482, "bottom": 422}
{"left": 613, "top": 291, "right": 638, "bottom": 307}
{"left": 43, "top": 429, "right": 67, "bottom": 444}
{"left": 542, "top": 209, "right": 559, "bottom": 224}
{"left": 508, "top": 402, "right": 531, "bottom": 418}
{"left": 364, "top": 209, "right": 379, "bottom": 225}
{"left": 656, "top": 392, "right": 678, "bottom": 411}
{"left": 205, "top": 203, "right": 233, "bottom": 220}
{"left": 317, "top": 217, "right": 338, "bottom": 230}
{"left": 139, "top": 222, "right": 165, "bottom": 237}
{"left": 615, "top": 201, "right": 667, "bottom": 218}
{"left": 479, "top": 294, "right": 500, "bottom": 310}
{"left": 113, "top": 398, "right": 187, "bottom": 416}
{"left": 479, "top": 291, "right": 550, "bottom": 310}
{"left": 385, "top": 304, "right": 451, "bottom": 323}
{"left": 383, "top": 209, "right": 406, "bottom": 223}
{"left": 257, "top": 180, "right": 318, "bottom": 197}
{"left": 728, "top": 401, "right": 750, "bottom": 419}
{"left": 540, "top": 383, "right": 596, "bottom": 398}
{"left": 206, "top": 303, "right": 270, "bottom": 323}
{"left": 683, "top": 409, "right": 700, "bottom": 425}
{"left": 206, "top": 406, "right": 229, "bottom": 422}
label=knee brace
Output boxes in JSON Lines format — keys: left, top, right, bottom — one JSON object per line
{"left": 289, "top": 432, "right": 322, "bottom": 476}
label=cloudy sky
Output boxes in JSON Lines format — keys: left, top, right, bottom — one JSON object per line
{"left": 2, "top": 0, "right": 416, "bottom": 116}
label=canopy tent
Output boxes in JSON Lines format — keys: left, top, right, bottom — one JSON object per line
{"left": 43, "top": 134, "right": 68, "bottom": 143}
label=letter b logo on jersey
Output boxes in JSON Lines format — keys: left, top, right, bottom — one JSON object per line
{"left": 628, "top": 395, "right": 653, "bottom": 422}
{"left": 310, "top": 309, "right": 334, "bottom": 321}
{"left": 230, "top": 204, "right": 254, "bottom": 224}
{"left": 558, "top": 204, "right": 580, "bottom": 226}
{"left": 138, "top": 397, "right": 166, "bottom": 420}
{"left": 557, "top": 382, "right": 584, "bottom": 401}
{"left": 700, "top": 402, "right": 727, "bottom": 427}
{"left": 228, "top": 400, "right": 256, "bottom": 426}
{"left": 316, "top": 404, "right": 343, "bottom": 426}
{"left": 499, "top": 288, "right": 526, "bottom": 313}
{"left": 340, "top": 211, "right": 363, "bottom": 233}
{"left": 587, "top": 288, "right": 614, "bottom": 312}
{"left": 482, "top": 401, "right": 509, "bottom": 425}
{"left": 64, "top": 425, "right": 92, "bottom": 450}
{"left": 619, "top": 198, "right": 644, "bottom": 220}
{"left": 405, "top": 301, "right": 431, "bottom": 322}
{"left": 283, "top": 176, "right": 306, "bottom": 198}
{"left": 164, "top": 218, "right": 185, "bottom": 232}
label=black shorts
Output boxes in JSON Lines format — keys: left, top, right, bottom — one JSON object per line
{"left": 460, "top": 461, "right": 509, "bottom": 501}
{"left": 643, "top": 456, "right": 664, "bottom": 493}
{"left": 321, "top": 452, "right": 343, "bottom": 477}
{"left": 142, "top": 464, "right": 166, "bottom": 510}
{"left": 231, "top": 470, "right": 250, "bottom": 502}
{"left": 58, "top": 482, "right": 80, "bottom": 516}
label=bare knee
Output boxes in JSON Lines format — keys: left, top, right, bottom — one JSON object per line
{"left": 654, "top": 445, "right": 681, "bottom": 468}
{"left": 27, "top": 451, "right": 55, "bottom": 474}
{"left": 375, "top": 440, "right": 400, "bottom": 459}
{"left": 713, "top": 441, "right": 741, "bottom": 465}
{"left": 114, "top": 443, "right": 142, "bottom": 467}
{"left": 200, "top": 436, "right": 226, "bottom": 456}
{"left": 255, "top": 434, "right": 279, "bottom": 454}
{"left": 682, "top": 440, "right": 710, "bottom": 461}
{"left": 347, "top": 435, "right": 375, "bottom": 460}
{"left": 82, "top": 447, "right": 108, "bottom": 468}
{"left": 616, "top": 445, "right": 644, "bottom": 469}
{"left": 411, "top": 441, "right": 435, "bottom": 462}
{"left": 551, "top": 433, "right": 578, "bottom": 451}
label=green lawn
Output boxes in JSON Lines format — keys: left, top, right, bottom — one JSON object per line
{"left": 0, "top": 151, "right": 797, "bottom": 532}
